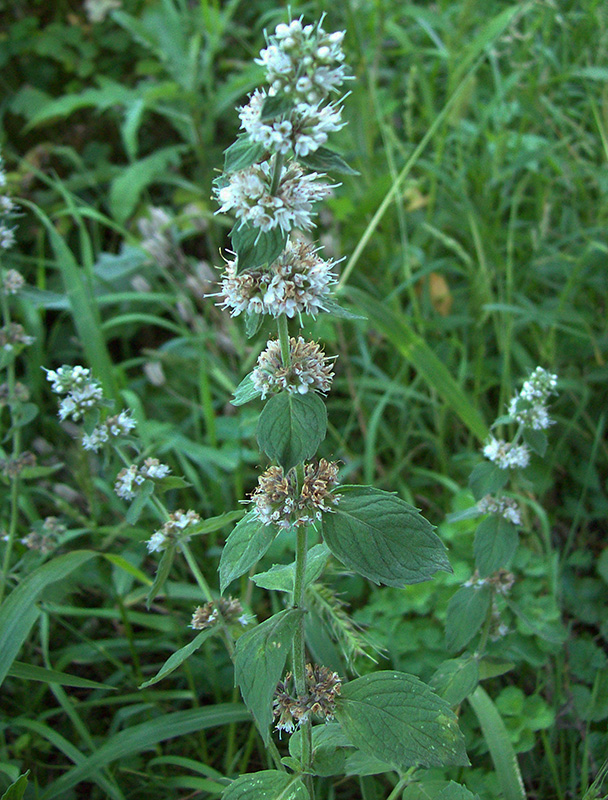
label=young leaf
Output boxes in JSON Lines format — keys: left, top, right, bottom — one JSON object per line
{"left": 473, "top": 516, "right": 519, "bottom": 577}
{"left": 445, "top": 585, "right": 492, "bottom": 652}
{"left": 245, "top": 309, "right": 264, "bottom": 338}
{"left": 319, "top": 296, "right": 366, "bottom": 320}
{"left": 523, "top": 428, "right": 548, "bottom": 457}
{"left": 232, "top": 373, "right": 260, "bottom": 407}
{"left": 146, "top": 543, "right": 176, "bottom": 608}
{"left": 139, "top": 629, "right": 214, "bottom": 688}
{"left": 300, "top": 146, "right": 360, "bottom": 175}
{"left": 223, "top": 770, "right": 309, "bottom": 800}
{"left": 224, "top": 135, "right": 267, "bottom": 173}
{"left": 430, "top": 657, "right": 480, "bottom": 707}
{"left": 335, "top": 671, "right": 469, "bottom": 770}
{"left": 233, "top": 609, "right": 303, "bottom": 742}
{"left": 1, "top": 772, "right": 29, "bottom": 800}
{"left": 257, "top": 392, "right": 327, "bottom": 472}
{"left": 469, "top": 462, "right": 509, "bottom": 500}
{"left": 230, "top": 223, "right": 287, "bottom": 271}
{"left": 260, "top": 92, "right": 294, "bottom": 120}
{"left": 219, "top": 510, "right": 278, "bottom": 594}
{"left": 252, "top": 543, "right": 331, "bottom": 593}
{"left": 322, "top": 486, "right": 450, "bottom": 587}
{"left": 125, "top": 480, "right": 155, "bottom": 525}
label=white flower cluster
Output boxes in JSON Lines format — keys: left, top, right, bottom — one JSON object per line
{"left": 82, "top": 411, "right": 137, "bottom": 452}
{"left": 146, "top": 509, "right": 201, "bottom": 553}
{"left": 257, "top": 18, "right": 347, "bottom": 103}
{"left": 252, "top": 336, "right": 334, "bottom": 399}
{"left": 239, "top": 89, "right": 345, "bottom": 158}
{"left": 508, "top": 367, "right": 558, "bottom": 430}
{"left": 114, "top": 458, "right": 171, "bottom": 500}
{"left": 477, "top": 494, "right": 522, "bottom": 526}
{"left": 46, "top": 365, "right": 104, "bottom": 421}
{"left": 0, "top": 155, "right": 17, "bottom": 251}
{"left": 483, "top": 436, "right": 530, "bottom": 470}
{"left": 217, "top": 240, "right": 336, "bottom": 318}
{"left": 216, "top": 159, "right": 333, "bottom": 233}
{"left": 2, "top": 269, "right": 25, "bottom": 295}
{"left": 138, "top": 206, "right": 174, "bottom": 269}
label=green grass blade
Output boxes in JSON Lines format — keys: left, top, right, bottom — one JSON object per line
{"left": 0, "top": 551, "right": 96, "bottom": 688}
{"left": 468, "top": 686, "right": 526, "bottom": 800}
{"left": 347, "top": 288, "right": 489, "bottom": 441}
{"left": 39, "top": 705, "right": 250, "bottom": 800}
{"left": 7, "top": 662, "right": 114, "bottom": 690}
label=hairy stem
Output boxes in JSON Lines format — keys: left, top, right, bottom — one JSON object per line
{"left": 269, "top": 152, "right": 285, "bottom": 196}
{"left": 277, "top": 314, "right": 291, "bottom": 368}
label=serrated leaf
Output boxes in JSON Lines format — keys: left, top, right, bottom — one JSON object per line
{"left": 469, "top": 462, "right": 509, "bottom": 500}
{"left": 234, "top": 609, "right": 303, "bottom": 742}
{"left": 322, "top": 486, "right": 450, "bottom": 587}
{"left": 335, "top": 671, "right": 469, "bottom": 769}
{"left": 430, "top": 657, "right": 479, "bottom": 707}
{"left": 219, "top": 510, "right": 278, "bottom": 594}
{"left": 232, "top": 373, "right": 260, "bottom": 406}
{"left": 223, "top": 770, "right": 309, "bottom": 800}
{"left": 1, "top": 772, "right": 29, "bottom": 800}
{"left": 230, "top": 223, "right": 287, "bottom": 271}
{"left": 224, "top": 135, "right": 267, "bottom": 173}
{"left": 523, "top": 428, "right": 548, "bottom": 457}
{"left": 473, "top": 516, "right": 519, "bottom": 577}
{"left": 252, "top": 543, "right": 330, "bottom": 593}
{"left": 257, "top": 392, "right": 327, "bottom": 472}
{"left": 301, "top": 146, "right": 359, "bottom": 175}
{"left": 445, "top": 586, "right": 492, "bottom": 652}
{"left": 146, "top": 544, "right": 176, "bottom": 608}
{"left": 139, "top": 629, "right": 214, "bottom": 688}
{"left": 260, "top": 93, "right": 294, "bottom": 121}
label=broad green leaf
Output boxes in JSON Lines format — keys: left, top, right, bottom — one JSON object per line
{"left": 445, "top": 586, "right": 492, "bottom": 653}
{"left": 232, "top": 373, "right": 260, "bottom": 406}
{"left": 437, "top": 783, "right": 480, "bottom": 800}
{"left": 523, "top": 428, "right": 548, "bottom": 457}
{"left": 478, "top": 657, "right": 515, "bottom": 680}
{"left": 346, "top": 289, "right": 489, "bottom": 442}
{"left": 219, "top": 510, "right": 278, "bottom": 594}
{"left": 38, "top": 705, "right": 249, "bottom": 800}
{"left": 403, "top": 782, "right": 479, "bottom": 800}
{"left": 335, "top": 671, "right": 469, "bottom": 769}
{"left": 469, "top": 461, "right": 509, "bottom": 500}
{"left": 224, "top": 135, "right": 267, "bottom": 173}
{"left": 139, "top": 629, "right": 214, "bottom": 688}
{"left": 252, "top": 543, "right": 331, "bottom": 593}
{"left": 301, "top": 146, "right": 359, "bottom": 175}
{"left": 234, "top": 609, "right": 303, "bottom": 742}
{"left": 230, "top": 223, "right": 287, "bottom": 271}
{"left": 473, "top": 516, "right": 519, "bottom": 577}
{"left": 322, "top": 486, "right": 450, "bottom": 587}
{"left": 290, "top": 723, "right": 350, "bottom": 777}
{"left": 109, "top": 145, "right": 185, "bottom": 223}
{"left": 7, "top": 662, "right": 112, "bottom": 691}
{"left": 223, "top": 770, "right": 309, "bottom": 800}
{"left": 260, "top": 93, "right": 294, "bottom": 120}
{"left": 146, "top": 543, "right": 176, "bottom": 608}
{"left": 0, "top": 550, "right": 96, "bottom": 688}
{"left": 430, "top": 657, "right": 479, "bottom": 707}
{"left": 257, "top": 392, "right": 327, "bottom": 472}
{"left": 1, "top": 772, "right": 29, "bottom": 800}
{"left": 468, "top": 687, "right": 526, "bottom": 800}
{"left": 344, "top": 750, "right": 394, "bottom": 776}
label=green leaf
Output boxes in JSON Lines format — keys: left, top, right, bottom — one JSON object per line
{"left": 109, "top": 145, "right": 185, "bottom": 223}
{"left": 445, "top": 586, "right": 492, "bottom": 653}
{"left": 478, "top": 657, "right": 515, "bottom": 680}
{"left": 523, "top": 428, "right": 548, "bottom": 457}
{"left": 230, "top": 223, "right": 287, "bottom": 271}
{"left": 301, "top": 146, "right": 360, "bottom": 175}
{"left": 125, "top": 480, "right": 155, "bottom": 525}
{"left": 468, "top": 687, "right": 526, "bottom": 800}
{"left": 252, "top": 543, "right": 331, "bottom": 593}
{"left": 322, "top": 486, "right": 450, "bottom": 587}
{"left": 219, "top": 510, "right": 278, "bottom": 594}
{"left": 318, "top": 296, "right": 365, "bottom": 320}
{"left": 146, "top": 543, "right": 176, "bottom": 608}
{"left": 232, "top": 373, "right": 260, "bottom": 406}
{"left": 9, "top": 402, "right": 38, "bottom": 428}
{"left": 1, "top": 772, "right": 29, "bottom": 800}
{"left": 224, "top": 135, "right": 267, "bottom": 173}
{"left": 189, "top": 510, "right": 244, "bottom": 536}
{"left": 289, "top": 724, "right": 350, "bottom": 777}
{"left": 154, "top": 475, "right": 191, "bottom": 493}
{"left": 257, "top": 392, "right": 327, "bottom": 472}
{"left": 0, "top": 551, "right": 96, "bottom": 688}
{"left": 245, "top": 309, "right": 264, "bottom": 338}
{"left": 473, "top": 516, "right": 519, "bottom": 577}
{"left": 260, "top": 93, "right": 294, "bottom": 120}
{"left": 139, "top": 629, "right": 214, "bottom": 688}
{"left": 223, "top": 770, "right": 309, "bottom": 800}
{"left": 469, "top": 462, "right": 509, "bottom": 500}
{"left": 430, "top": 657, "right": 479, "bottom": 707}
{"left": 437, "top": 782, "right": 480, "bottom": 800}
{"left": 234, "top": 609, "right": 303, "bottom": 742}
{"left": 335, "top": 671, "right": 469, "bottom": 770}
{"left": 7, "top": 662, "right": 113, "bottom": 691}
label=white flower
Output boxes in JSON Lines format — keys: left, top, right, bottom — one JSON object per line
{"left": 146, "top": 509, "right": 201, "bottom": 552}
{"left": 252, "top": 336, "right": 334, "bottom": 399}
{"left": 146, "top": 531, "right": 167, "bottom": 553}
{"left": 2, "top": 269, "right": 25, "bottom": 295}
{"left": 477, "top": 495, "right": 522, "bottom": 526}
{"left": 81, "top": 411, "right": 136, "bottom": 451}
{"left": 507, "top": 368, "right": 558, "bottom": 430}
{"left": 140, "top": 457, "right": 171, "bottom": 479}
{"left": 114, "top": 465, "right": 142, "bottom": 500}
{"left": 483, "top": 436, "right": 530, "bottom": 470}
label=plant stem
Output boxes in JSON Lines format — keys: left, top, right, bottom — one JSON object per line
{"left": 269, "top": 152, "right": 285, "bottom": 196}
{"left": 277, "top": 314, "right": 291, "bottom": 367}
{"left": 385, "top": 770, "right": 415, "bottom": 800}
